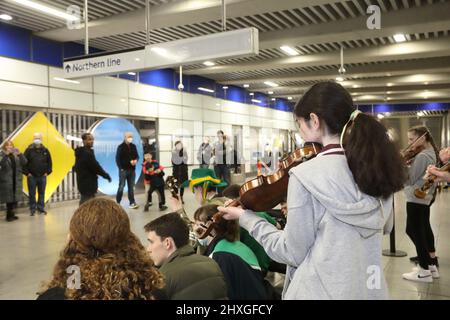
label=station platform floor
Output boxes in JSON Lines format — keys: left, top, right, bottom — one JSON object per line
{"left": 1, "top": 187, "right": 449, "bottom": 300}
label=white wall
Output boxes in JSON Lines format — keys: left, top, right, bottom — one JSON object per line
{"left": 0, "top": 56, "right": 296, "bottom": 173}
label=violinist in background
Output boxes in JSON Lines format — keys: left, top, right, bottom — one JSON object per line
{"left": 402, "top": 126, "right": 441, "bottom": 283}
{"left": 218, "top": 82, "right": 406, "bottom": 299}
{"left": 427, "top": 147, "right": 450, "bottom": 183}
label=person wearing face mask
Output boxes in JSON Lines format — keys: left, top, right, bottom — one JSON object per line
{"left": 23, "top": 132, "right": 52, "bottom": 216}
{"left": 171, "top": 141, "right": 189, "bottom": 203}
{"left": 0, "top": 141, "right": 27, "bottom": 222}
{"left": 115, "top": 132, "right": 139, "bottom": 209}
{"left": 197, "top": 137, "right": 212, "bottom": 169}
{"left": 74, "top": 133, "right": 112, "bottom": 205}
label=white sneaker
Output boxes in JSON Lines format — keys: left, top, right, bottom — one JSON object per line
{"left": 129, "top": 203, "right": 139, "bottom": 209}
{"left": 412, "top": 265, "right": 440, "bottom": 279}
{"left": 403, "top": 267, "right": 433, "bottom": 283}
{"left": 429, "top": 265, "right": 440, "bottom": 279}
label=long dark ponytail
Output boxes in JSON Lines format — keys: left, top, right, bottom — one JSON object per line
{"left": 294, "top": 81, "right": 406, "bottom": 199}
{"left": 407, "top": 125, "right": 442, "bottom": 166}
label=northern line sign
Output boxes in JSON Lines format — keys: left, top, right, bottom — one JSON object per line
{"left": 63, "top": 28, "right": 259, "bottom": 79}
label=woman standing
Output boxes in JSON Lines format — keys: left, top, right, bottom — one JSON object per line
{"left": 171, "top": 141, "right": 189, "bottom": 203}
{"left": 0, "top": 141, "right": 27, "bottom": 222}
{"left": 402, "top": 126, "right": 441, "bottom": 283}
{"left": 218, "top": 82, "right": 406, "bottom": 299}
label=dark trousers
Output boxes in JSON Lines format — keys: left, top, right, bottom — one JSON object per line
{"left": 214, "top": 164, "right": 231, "bottom": 195}
{"left": 147, "top": 185, "right": 166, "bottom": 207}
{"left": 28, "top": 175, "right": 46, "bottom": 212}
{"left": 116, "top": 169, "right": 136, "bottom": 205}
{"left": 79, "top": 193, "right": 95, "bottom": 206}
{"left": 6, "top": 202, "right": 16, "bottom": 220}
{"left": 180, "top": 187, "right": 185, "bottom": 200}
{"left": 406, "top": 202, "right": 436, "bottom": 269}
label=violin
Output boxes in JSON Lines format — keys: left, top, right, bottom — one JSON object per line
{"left": 166, "top": 176, "right": 198, "bottom": 247}
{"left": 401, "top": 132, "right": 427, "bottom": 164}
{"left": 414, "top": 162, "right": 450, "bottom": 199}
{"left": 198, "top": 142, "right": 322, "bottom": 239}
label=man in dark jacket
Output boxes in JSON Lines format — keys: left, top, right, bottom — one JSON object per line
{"left": 115, "top": 132, "right": 139, "bottom": 209}
{"left": 23, "top": 132, "right": 52, "bottom": 216}
{"left": 74, "top": 133, "right": 111, "bottom": 205}
{"left": 144, "top": 213, "right": 228, "bottom": 300}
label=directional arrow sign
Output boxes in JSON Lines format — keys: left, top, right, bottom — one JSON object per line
{"left": 63, "top": 48, "right": 146, "bottom": 79}
{"left": 63, "top": 28, "right": 258, "bottom": 79}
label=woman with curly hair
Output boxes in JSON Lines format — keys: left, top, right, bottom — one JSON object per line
{"left": 37, "top": 198, "right": 165, "bottom": 300}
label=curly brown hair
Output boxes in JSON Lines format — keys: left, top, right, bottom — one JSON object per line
{"left": 41, "top": 198, "right": 165, "bottom": 300}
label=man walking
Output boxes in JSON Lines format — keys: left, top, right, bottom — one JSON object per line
{"left": 74, "top": 133, "right": 111, "bottom": 205}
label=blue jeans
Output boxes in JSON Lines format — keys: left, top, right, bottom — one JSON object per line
{"left": 28, "top": 175, "right": 46, "bottom": 212}
{"left": 116, "top": 169, "right": 136, "bottom": 205}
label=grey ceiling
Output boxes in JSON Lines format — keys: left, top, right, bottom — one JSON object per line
{"left": 1, "top": 0, "right": 450, "bottom": 104}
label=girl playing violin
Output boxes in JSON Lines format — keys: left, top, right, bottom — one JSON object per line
{"left": 402, "top": 126, "right": 441, "bottom": 283}
{"left": 218, "top": 81, "right": 406, "bottom": 299}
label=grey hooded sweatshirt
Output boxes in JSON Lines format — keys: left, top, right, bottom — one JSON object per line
{"left": 404, "top": 147, "right": 437, "bottom": 205}
{"left": 239, "top": 153, "right": 393, "bottom": 300}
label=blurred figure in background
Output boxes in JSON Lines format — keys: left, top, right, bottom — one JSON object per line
{"left": 0, "top": 141, "right": 27, "bottom": 222}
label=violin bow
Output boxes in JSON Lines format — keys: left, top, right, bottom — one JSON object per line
{"left": 401, "top": 132, "right": 428, "bottom": 156}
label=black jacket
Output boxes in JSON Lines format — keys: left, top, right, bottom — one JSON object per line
{"left": 74, "top": 146, "right": 110, "bottom": 195}
{"left": 204, "top": 238, "right": 268, "bottom": 300}
{"left": 116, "top": 142, "right": 139, "bottom": 170}
{"left": 23, "top": 144, "right": 52, "bottom": 177}
{"left": 211, "top": 252, "right": 268, "bottom": 300}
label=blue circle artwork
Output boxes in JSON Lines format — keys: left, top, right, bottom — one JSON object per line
{"left": 90, "top": 118, "right": 143, "bottom": 195}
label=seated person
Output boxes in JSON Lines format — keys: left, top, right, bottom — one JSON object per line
{"left": 169, "top": 168, "right": 229, "bottom": 248}
{"left": 144, "top": 212, "right": 228, "bottom": 300}
{"left": 142, "top": 152, "right": 167, "bottom": 211}
{"left": 37, "top": 198, "right": 165, "bottom": 300}
{"left": 193, "top": 204, "right": 268, "bottom": 300}
{"left": 222, "top": 184, "right": 286, "bottom": 276}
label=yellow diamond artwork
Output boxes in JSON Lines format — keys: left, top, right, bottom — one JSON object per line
{"left": 9, "top": 111, "right": 75, "bottom": 203}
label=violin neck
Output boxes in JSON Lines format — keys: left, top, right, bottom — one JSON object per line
{"left": 439, "top": 162, "right": 450, "bottom": 172}
{"left": 402, "top": 132, "right": 427, "bottom": 154}
{"left": 226, "top": 198, "right": 242, "bottom": 209}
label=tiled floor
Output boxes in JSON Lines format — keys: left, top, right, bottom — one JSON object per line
{"left": 0, "top": 188, "right": 449, "bottom": 300}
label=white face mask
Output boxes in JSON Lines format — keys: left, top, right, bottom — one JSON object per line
{"left": 126, "top": 137, "right": 133, "bottom": 143}
{"left": 34, "top": 139, "right": 41, "bottom": 145}
{"left": 197, "top": 237, "right": 209, "bottom": 247}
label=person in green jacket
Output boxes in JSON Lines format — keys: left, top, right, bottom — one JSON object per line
{"left": 222, "top": 184, "right": 281, "bottom": 276}
{"left": 144, "top": 212, "right": 228, "bottom": 300}
{"left": 193, "top": 204, "right": 268, "bottom": 300}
